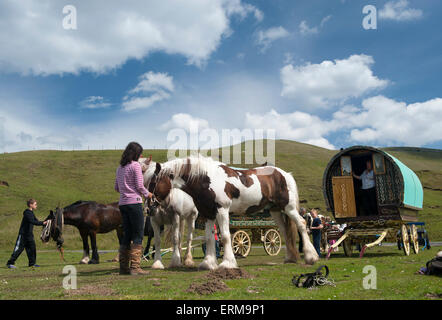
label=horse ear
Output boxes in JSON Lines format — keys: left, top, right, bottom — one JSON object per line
{"left": 144, "top": 155, "right": 152, "bottom": 165}
{"left": 155, "top": 162, "right": 161, "bottom": 175}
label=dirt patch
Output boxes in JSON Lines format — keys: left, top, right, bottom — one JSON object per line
{"left": 64, "top": 284, "right": 116, "bottom": 297}
{"left": 186, "top": 279, "right": 229, "bottom": 295}
{"left": 206, "top": 268, "right": 252, "bottom": 280}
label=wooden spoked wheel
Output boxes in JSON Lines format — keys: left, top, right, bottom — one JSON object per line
{"left": 232, "top": 230, "right": 251, "bottom": 257}
{"left": 263, "top": 229, "right": 281, "bottom": 256}
{"left": 401, "top": 224, "right": 410, "bottom": 256}
{"left": 409, "top": 224, "right": 419, "bottom": 254}
{"left": 343, "top": 238, "right": 353, "bottom": 257}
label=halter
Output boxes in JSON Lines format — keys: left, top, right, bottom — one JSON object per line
{"left": 145, "top": 171, "right": 161, "bottom": 216}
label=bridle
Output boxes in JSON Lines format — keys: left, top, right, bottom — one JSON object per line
{"left": 144, "top": 170, "right": 161, "bottom": 216}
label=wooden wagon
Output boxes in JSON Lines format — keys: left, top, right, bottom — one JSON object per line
{"left": 229, "top": 214, "right": 282, "bottom": 257}
{"left": 322, "top": 146, "right": 424, "bottom": 258}
{"left": 196, "top": 211, "right": 282, "bottom": 257}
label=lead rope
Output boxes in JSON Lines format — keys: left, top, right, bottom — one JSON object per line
{"left": 40, "top": 219, "right": 52, "bottom": 241}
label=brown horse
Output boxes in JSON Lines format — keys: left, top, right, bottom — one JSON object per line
{"left": 44, "top": 200, "right": 123, "bottom": 264}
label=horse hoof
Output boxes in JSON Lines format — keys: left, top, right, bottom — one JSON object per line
{"left": 183, "top": 259, "right": 195, "bottom": 267}
{"left": 152, "top": 260, "right": 165, "bottom": 269}
{"left": 283, "top": 258, "right": 298, "bottom": 264}
{"left": 218, "top": 260, "right": 238, "bottom": 269}
{"left": 88, "top": 260, "right": 99, "bottom": 265}
{"left": 198, "top": 260, "right": 218, "bottom": 271}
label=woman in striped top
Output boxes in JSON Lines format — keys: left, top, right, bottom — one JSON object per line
{"left": 115, "top": 142, "right": 151, "bottom": 275}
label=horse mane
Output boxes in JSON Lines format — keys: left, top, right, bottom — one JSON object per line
{"left": 159, "top": 155, "right": 221, "bottom": 182}
{"left": 64, "top": 200, "right": 96, "bottom": 210}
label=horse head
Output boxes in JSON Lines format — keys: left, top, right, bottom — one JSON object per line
{"left": 42, "top": 207, "right": 64, "bottom": 249}
{"left": 139, "top": 155, "right": 162, "bottom": 193}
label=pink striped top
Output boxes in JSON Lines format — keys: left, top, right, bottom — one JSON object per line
{"left": 115, "top": 161, "right": 150, "bottom": 205}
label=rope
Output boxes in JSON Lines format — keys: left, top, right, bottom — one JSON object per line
{"left": 40, "top": 219, "right": 52, "bottom": 241}
{"left": 313, "top": 275, "right": 336, "bottom": 287}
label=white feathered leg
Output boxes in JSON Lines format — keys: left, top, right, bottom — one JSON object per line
{"left": 217, "top": 208, "right": 237, "bottom": 269}
{"left": 198, "top": 219, "right": 218, "bottom": 270}
{"left": 151, "top": 218, "right": 165, "bottom": 269}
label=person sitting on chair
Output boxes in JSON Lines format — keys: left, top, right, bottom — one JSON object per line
{"left": 353, "top": 159, "right": 377, "bottom": 216}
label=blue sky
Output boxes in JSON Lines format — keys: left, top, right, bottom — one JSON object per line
{"left": 0, "top": 0, "right": 441, "bottom": 152}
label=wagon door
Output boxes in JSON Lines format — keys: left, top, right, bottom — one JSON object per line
{"left": 332, "top": 176, "right": 357, "bottom": 218}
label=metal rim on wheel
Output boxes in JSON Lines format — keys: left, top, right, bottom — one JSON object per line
{"left": 401, "top": 224, "right": 410, "bottom": 256}
{"left": 343, "top": 238, "right": 353, "bottom": 257}
{"left": 263, "top": 229, "right": 281, "bottom": 256}
{"left": 232, "top": 230, "right": 251, "bottom": 257}
{"left": 410, "top": 224, "right": 419, "bottom": 254}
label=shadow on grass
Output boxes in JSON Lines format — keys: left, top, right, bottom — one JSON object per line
{"left": 325, "top": 251, "right": 405, "bottom": 259}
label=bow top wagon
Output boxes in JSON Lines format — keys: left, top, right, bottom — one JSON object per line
{"left": 322, "top": 145, "right": 424, "bottom": 258}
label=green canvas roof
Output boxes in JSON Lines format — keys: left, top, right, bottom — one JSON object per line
{"left": 385, "top": 153, "right": 423, "bottom": 210}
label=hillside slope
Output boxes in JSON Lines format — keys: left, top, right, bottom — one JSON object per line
{"left": 0, "top": 141, "right": 440, "bottom": 252}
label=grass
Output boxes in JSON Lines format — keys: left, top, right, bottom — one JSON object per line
{"left": 0, "top": 140, "right": 440, "bottom": 251}
{"left": 0, "top": 246, "right": 440, "bottom": 300}
{"left": 0, "top": 140, "right": 440, "bottom": 300}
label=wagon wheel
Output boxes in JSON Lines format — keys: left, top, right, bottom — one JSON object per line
{"left": 409, "top": 224, "right": 419, "bottom": 254}
{"left": 232, "top": 230, "right": 251, "bottom": 257}
{"left": 401, "top": 224, "right": 410, "bottom": 256}
{"left": 263, "top": 229, "right": 281, "bottom": 256}
{"left": 343, "top": 238, "right": 353, "bottom": 257}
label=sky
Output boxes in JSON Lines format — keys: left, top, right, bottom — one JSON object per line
{"left": 0, "top": 0, "right": 441, "bottom": 153}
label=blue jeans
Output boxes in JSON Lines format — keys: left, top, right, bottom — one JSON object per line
{"left": 313, "top": 233, "right": 322, "bottom": 257}
{"left": 119, "top": 203, "right": 144, "bottom": 246}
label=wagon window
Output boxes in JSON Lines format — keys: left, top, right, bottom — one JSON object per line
{"left": 373, "top": 153, "right": 386, "bottom": 174}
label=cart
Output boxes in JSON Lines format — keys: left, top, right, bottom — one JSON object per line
{"left": 196, "top": 212, "right": 282, "bottom": 257}
{"left": 322, "top": 146, "right": 425, "bottom": 258}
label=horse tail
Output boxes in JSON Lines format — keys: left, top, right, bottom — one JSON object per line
{"left": 284, "top": 213, "right": 301, "bottom": 262}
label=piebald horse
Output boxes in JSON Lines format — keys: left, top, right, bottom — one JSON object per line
{"left": 140, "top": 157, "right": 198, "bottom": 269}
{"left": 141, "top": 156, "right": 319, "bottom": 270}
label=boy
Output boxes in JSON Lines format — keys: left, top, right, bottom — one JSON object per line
{"left": 6, "top": 199, "right": 47, "bottom": 268}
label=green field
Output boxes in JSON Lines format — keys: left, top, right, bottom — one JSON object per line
{"left": 0, "top": 246, "right": 440, "bottom": 300}
{"left": 0, "top": 140, "right": 440, "bottom": 251}
{"left": 0, "top": 140, "right": 441, "bottom": 300}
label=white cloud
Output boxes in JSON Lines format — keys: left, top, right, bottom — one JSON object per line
{"left": 160, "top": 113, "right": 210, "bottom": 133}
{"left": 80, "top": 96, "right": 112, "bottom": 109}
{"left": 280, "top": 54, "right": 389, "bottom": 108}
{"left": 255, "top": 26, "right": 290, "bottom": 52}
{"left": 333, "top": 95, "right": 442, "bottom": 147}
{"left": 0, "top": 0, "right": 261, "bottom": 75}
{"left": 122, "top": 71, "right": 174, "bottom": 111}
{"left": 299, "top": 15, "right": 332, "bottom": 35}
{"left": 245, "top": 109, "right": 335, "bottom": 149}
{"left": 379, "top": 0, "right": 423, "bottom": 21}
{"left": 223, "top": 0, "right": 263, "bottom": 22}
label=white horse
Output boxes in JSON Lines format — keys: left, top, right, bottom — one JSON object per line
{"left": 141, "top": 156, "right": 319, "bottom": 270}
{"left": 140, "top": 157, "right": 198, "bottom": 269}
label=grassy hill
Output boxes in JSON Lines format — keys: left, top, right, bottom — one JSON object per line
{"left": 0, "top": 140, "right": 440, "bottom": 253}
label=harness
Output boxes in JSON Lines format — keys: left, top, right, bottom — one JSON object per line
{"left": 292, "top": 265, "right": 336, "bottom": 288}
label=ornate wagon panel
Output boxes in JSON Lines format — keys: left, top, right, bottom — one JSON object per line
{"left": 331, "top": 176, "right": 357, "bottom": 218}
